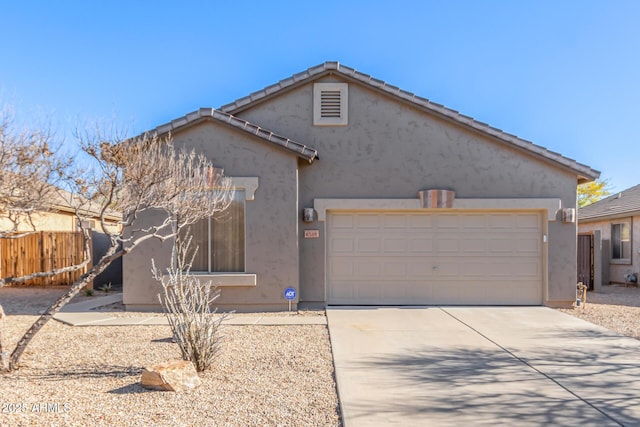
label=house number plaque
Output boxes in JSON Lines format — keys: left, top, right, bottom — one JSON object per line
{"left": 304, "top": 229, "right": 320, "bottom": 239}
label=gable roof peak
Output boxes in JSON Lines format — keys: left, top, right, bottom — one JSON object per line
{"left": 220, "top": 62, "right": 599, "bottom": 183}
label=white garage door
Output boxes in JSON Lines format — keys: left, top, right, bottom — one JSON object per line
{"left": 327, "top": 212, "right": 543, "bottom": 305}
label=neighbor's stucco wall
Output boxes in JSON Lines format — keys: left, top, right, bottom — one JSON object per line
{"left": 0, "top": 211, "right": 121, "bottom": 234}
{"left": 237, "top": 76, "right": 579, "bottom": 306}
{"left": 0, "top": 211, "right": 75, "bottom": 232}
{"left": 123, "top": 122, "right": 299, "bottom": 310}
{"left": 578, "top": 216, "right": 639, "bottom": 284}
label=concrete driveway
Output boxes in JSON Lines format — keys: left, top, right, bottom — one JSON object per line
{"left": 327, "top": 307, "right": 640, "bottom": 426}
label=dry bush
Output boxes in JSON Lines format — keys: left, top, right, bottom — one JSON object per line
{"left": 153, "top": 236, "right": 229, "bottom": 372}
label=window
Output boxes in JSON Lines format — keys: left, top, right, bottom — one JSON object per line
{"left": 611, "top": 220, "right": 631, "bottom": 263}
{"left": 187, "top": 190, "right": 245, "bottom": 272}
{"left": 313, "top": 83, "right": 348, "bottom": 126}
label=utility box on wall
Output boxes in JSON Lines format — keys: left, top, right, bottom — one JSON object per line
{"left": 302, "top": 208, "right": 315, "bottom": 223}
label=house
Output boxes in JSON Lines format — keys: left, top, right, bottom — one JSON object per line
{"left": 123, "top": 62, "right": 599, "bottom": 311}
{"left": 0, "top": 188, "right": 123, "bottom": 288}
{"left": 578, "top": 184, "right": 640, "bottom": 289}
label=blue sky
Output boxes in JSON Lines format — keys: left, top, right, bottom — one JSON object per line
{"left": 1, "top": 1, "right": 638, "bottom": 192}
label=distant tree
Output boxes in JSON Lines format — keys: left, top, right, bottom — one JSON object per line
{"left": 578, "top": 179, "right": 611, "bottom": 208}
{"left": 0, "top": 107, "right": 91, "bottom": 371}
{"left": 0, "top": 107, "right": 72, "bottom": 238}
{"left": 1, "top": 128, "right": 233, "bottom": 372}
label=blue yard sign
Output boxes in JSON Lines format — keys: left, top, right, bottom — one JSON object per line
{"left": 283, "top": 287, "right": 297, "bottom": 301}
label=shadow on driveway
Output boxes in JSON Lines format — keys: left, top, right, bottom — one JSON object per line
{"left": 328, "top": 307, "right": 639, "bottom": 427}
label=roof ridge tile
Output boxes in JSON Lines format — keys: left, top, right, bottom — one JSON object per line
{"left": 150, "top": 108, "right": 317, "bottom": 163}
{"left": 137, "top": 61, "right": 596, "bottom": 181}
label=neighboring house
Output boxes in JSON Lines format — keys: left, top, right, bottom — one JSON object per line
{"left": 0, "top": 189, "right": 123, "bottom": 288}
{"left": 124, "top": 62, "right": 599, "bottom": 311}
{"left": 578, "top": 184, "right": 640, "bottom": 289}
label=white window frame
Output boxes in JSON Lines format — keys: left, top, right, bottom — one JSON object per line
{"left": 313, "top": 82, "right": 348, "bottom": 126}
{"left": 611, "top": 218, "right": 632, "bottom": 264}
{"left": 173, "top": 177, "right": 259, "bottom": 287}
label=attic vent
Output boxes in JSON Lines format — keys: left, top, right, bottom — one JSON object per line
{"left": 314, "top": 83, "right": 348, "bottom": 126}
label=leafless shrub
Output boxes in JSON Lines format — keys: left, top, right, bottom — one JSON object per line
{"left": 153, "top": 235, "right": 229, "bottom": 372}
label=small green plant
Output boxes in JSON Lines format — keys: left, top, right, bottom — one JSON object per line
{"left": 83, "top": 288, "right": 94, "bottom": 297}
{"left": 99, "top": 283, "right": 113, "bottom": 293}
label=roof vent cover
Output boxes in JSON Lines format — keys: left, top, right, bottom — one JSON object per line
{"left": 314, "top": 83, "right": 348, "bottom": 126}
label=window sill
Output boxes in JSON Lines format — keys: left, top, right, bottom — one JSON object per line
{"left": 610, "top": 259, "right": 632, "bottom": 265}
{"left": 164, "top": 273, "right": 257, "bottom": 287}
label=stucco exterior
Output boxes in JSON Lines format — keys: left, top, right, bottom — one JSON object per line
{"left": 123, "top": 62, "right": 599, "bottom": 310}
{"left": 237, "top": 77, "right": 580, "bottom": 307}
{"left": 123, "top": 123, "right": 300, "bottom": 310}
{"left": 578, "top": 216, "right": 639, "bottom": 284}
{"left": 0, "top": 210, "right": 75, "bottom": 232}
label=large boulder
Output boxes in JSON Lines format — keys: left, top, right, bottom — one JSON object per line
{"left": 140, "top": 360, "right": 201, "bottom": 392}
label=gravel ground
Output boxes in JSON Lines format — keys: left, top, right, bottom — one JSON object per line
{"left": 2, "top": 284, "right": 639, "bottom": 426}
{"left": 0, "top": 287, "right": 341, "bottom": 427}
{"left": 557, "top": 284, "right": 640, "bottom": 340}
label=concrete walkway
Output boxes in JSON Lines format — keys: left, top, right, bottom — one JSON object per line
{"left": 327, "top": 306, "right": 640, "bottom": 427}
{"left": 53, "top": 293, "right": 326, "bottom": 326}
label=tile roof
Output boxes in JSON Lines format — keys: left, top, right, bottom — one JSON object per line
{"left": 220, "top": 61, "right": 599, "bottom": 183}
{"left": 52, "top": 187, "right": 122, "bottom": 222}
{"left": 152, "top": 108, "right": 318, "bottom": 163}
{"left": 579, "top": 184, "right": 640, "bottom": 221}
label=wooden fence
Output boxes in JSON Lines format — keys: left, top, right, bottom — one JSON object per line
{"left": 0, "top": 231, "right": 90, "bottom": 286}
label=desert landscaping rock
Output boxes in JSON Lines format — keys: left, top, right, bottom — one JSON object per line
{"left": 140, "top": 360, "right": 202, "bottom": 392}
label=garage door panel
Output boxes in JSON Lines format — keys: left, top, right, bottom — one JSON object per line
{"left": 408, "top": 215, "right": 434, "bottom": 228}
{"left": 356, "top": 215, "right": 381, "bottom": 228}
{"left": 357, "top": 238, "right": 380, "bottom": 252}
{"left": 459, "top": 238, "right": 488, "bottom": 252}
{"left": 330, "top": 280, "right": 435, "bottom": 304}
{"left": 487, "top": 214, "right": 519, "bottom": 228}
{"left": 356, "top": 260, "right": 381, "bottom": 276}
{"left": 487, "top": 238, "right": 516, "bottom": 253}
{"left": 382, "top": 261, "right": 407, "bottom": 276}
{"left": 331, "top": 214, "right": 354, "bottom": 228}
{"left": 330, "top": 259, "right": 355, "bottom": 278}
{"left": 327, "top": 212, "right": 542, "bottom": 305}
{"left": 331, "top": 238, "right": 355, "bottom": 253}
{"left": 382, "top": 238, "right": 407, "bottom": 253}
{"left": 382, "top": 215, "right": 408, "bottom": 228}
{"left": 408, "top": 238, "right": 434, "bottom": 252}
{"left": 407, "top": 261, "right": 435, "bottom": 276}
{"left": 437, "top": 239, "right": 461, "bottom": 253}
{"left": 514, "top": 214, "right": 541, "bottom": 227}
{"left": 514, "top": 238, "right": 541, "bottom": 253}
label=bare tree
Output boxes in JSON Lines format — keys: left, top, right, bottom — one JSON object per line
{"left": 0, "top": 108, "right": 90, "bottom": 287}
{"left": 0, "top": 107, "right": 70, "bottom": 239}
{"left": 0, "top": 108, "right": 91, "bottom": 370}
{"left": 2, "top": 129, "right": 233, "bottom": 371}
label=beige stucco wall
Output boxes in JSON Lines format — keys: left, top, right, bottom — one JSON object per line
{"left": 122, "top": 122, "right": 300, "bottom": 311}
{"left": 0, "top": 210, "right": 121, "bottom": 234}
{"left": 0, "top": 211, "right": 75, "bottom": 232}
{"left": 578, "top": 216, "right": 640, "bottom": 284}
{"left": 237, "top": 76, "right": 580, "bottom": 307}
